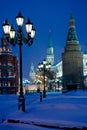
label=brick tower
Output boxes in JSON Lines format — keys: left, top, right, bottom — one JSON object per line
{"left": 0, "top": 38, "right": 18, "bottom": 94}
{"left": 62, "top": 14, "right": 84, "bottom": 91}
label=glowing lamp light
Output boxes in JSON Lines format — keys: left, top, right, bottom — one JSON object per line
{"left": 2, "top": 12, "right": 36, "bottom": 112}
{"left": 43, "top": 59, "right": 46, "bottom": 65}
{"left": 25, "top": 19, "right": 32, "bottom": 33}
{"left": 2, "top": 19, "right": 11, "bottom": 34}
{"left": 38, "top": 63, "right": 41, "bottom": 69}
{"left": 9, "top": 26, "right": 15, "bottom": 39}
{"left": 48, "top": 64, "right": 51, "bottom": 68}
{"left": 30, "top": 28, "right": 36, "bottom": 38}
{"left": 40, "top": 63, "right": 43, "bottom": 68}
{"left": 16, "top": 12, "right": 24, "bottom": 27}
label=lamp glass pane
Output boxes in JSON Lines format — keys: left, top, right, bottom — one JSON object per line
{"left": 25, "top": 24, "right": 32, "bottom": 33}
{"left": 3, "top": 25, "right": 11, "bottom": 34}
{"left": 10, "top": 30, "right": 15, "bottom": 39}
{"left": 43, "top": 60, "right": 46, "bottom": 65}
{"left": 30, "top": 29, "right": 35, "bottom": 38}
{"left": 38, "top": 64, "right": 41, "bottom": 69}
{"left": 16, "top": 17, "right": 24, "bottom": 26}
{"left": 40, "top": 64, "right": 43, "bottom": 68}
{"left": 46, "top": 65, "right": 48, "bottom": 69}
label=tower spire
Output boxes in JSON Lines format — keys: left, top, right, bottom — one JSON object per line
{"left": 46, "top": 30, "right": 54, "bottom": 66}
{"left": 48, "top": 29, "right": 53, "bottom": 48}
{"left": 66, "top": 13, "right": 78, "bottom": 43}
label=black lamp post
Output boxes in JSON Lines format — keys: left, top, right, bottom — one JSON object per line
{"left": 38, "top": 59, "right": 51, "bottom": 98}
{"left": 2, "top": 12, "right": 35, "bottom": 112}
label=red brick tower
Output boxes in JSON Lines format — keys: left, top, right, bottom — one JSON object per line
{"left": 0, "top": 38, "right": 19, "bottom": 94}
{"left": 62, "top": 14, "right": 84, "bottom": 91}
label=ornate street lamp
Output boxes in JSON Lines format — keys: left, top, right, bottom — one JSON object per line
{"left": 38, "top": 59, "right": 51, "bottom": 98}
{"left": 2, "top": 12, "right": 36, "bottom": 112}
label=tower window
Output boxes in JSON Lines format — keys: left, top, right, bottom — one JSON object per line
{"left": 86, "top": 62, "right": 87, "bottom": 66}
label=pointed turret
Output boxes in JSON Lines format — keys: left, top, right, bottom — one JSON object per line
{"left": 66, "top": 13, "right": 78, "bottom": 43}
{"left": 46, "top": 30, "right": 54, "bottom": 66}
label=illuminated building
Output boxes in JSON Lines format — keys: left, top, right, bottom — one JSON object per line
{"left": 56, "top": 55, "right": 87, "bottom": 78}
{"left": 0, "top": 38, "right": 18, "bottom": 94}
{"left": 30, "top": 15, "right": 87, "bottom": 91}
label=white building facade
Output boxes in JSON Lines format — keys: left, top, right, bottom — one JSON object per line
{"left": 56, "top": 54, "right": 87, "bottom": 78}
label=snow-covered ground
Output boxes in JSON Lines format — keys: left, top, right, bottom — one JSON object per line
{"left": 0, "top": 90, "right": 87, "bottom": 130}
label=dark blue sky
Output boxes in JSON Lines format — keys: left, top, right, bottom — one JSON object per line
{"left": 0, "top": 0, "right": 87, "bottom": 79}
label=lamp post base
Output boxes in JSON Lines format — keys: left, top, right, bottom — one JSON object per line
{"left": 18, "top": 95, "right": 25, "bottom": 112}
{"left": 43, "top": 91, "right": 46, "bottom": 98}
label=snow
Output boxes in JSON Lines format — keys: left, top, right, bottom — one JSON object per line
{"left": 0, "top": 90, "right": 87, "bottom": 130}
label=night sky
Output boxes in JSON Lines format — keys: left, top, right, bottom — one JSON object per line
{"left": 0, "top": 0, "right": 87, "bottom": 79}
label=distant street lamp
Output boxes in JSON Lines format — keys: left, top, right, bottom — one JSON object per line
{"left": 2, "top": 12, "right": 35, "bottom": 112}
{"left": 38, "top": 59, "right": 51, "bottom": 98}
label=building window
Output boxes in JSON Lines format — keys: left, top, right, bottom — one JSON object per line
{"left": 3, "top": 47, "right": 6, "bottom": 51}
{"left": 0, "top": 72, "right": 1, "bottom": 76}
{"left": 9, "top": 72, "right": 11, "bottom": 76}
{"left": 8, "top": 82, "right": 10, "bottom": 87}
{"left": 1, "top": 81, "right": 7, "bottom": 86}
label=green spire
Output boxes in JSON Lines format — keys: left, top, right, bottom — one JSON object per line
{"left": 66, "top": 13, "right": 78, "bottom": 42}
{"left": 46, "top": 29, "right": 54, "bottom": 66}
{"left": 48, "top": 29, "right": 53, "bottom": 48}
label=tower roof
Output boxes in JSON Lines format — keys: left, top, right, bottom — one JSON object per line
{"left": 66, "top": 13, "right": 78, "bottom": 43}
{"left": 0, "top": 38, "right": 12, "bottom": 54}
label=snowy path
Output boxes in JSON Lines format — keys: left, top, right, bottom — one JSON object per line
{"left": 0, "top": 90, "right": 87, "bottom": 129}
